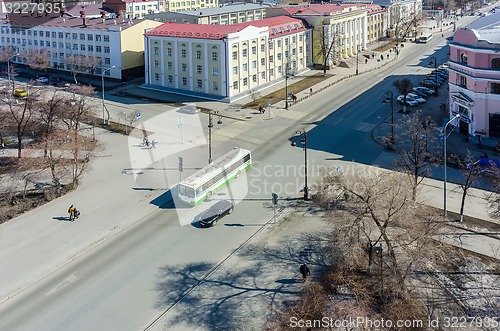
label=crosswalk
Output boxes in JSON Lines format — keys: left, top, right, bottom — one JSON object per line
{"left": 354, "top": 122, "right": 376, "bottom": 132}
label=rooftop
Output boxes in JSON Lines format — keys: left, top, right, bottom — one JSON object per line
{"left": 275, "top": 3, "right": 372, "bottom": 16}
{"left": 146, "top": 15, "right": 308, "bottom": 40}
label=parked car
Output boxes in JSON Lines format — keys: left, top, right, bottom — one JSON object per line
{"left": 36, "top": 77, "right": 49, "bottom": 83}
{"left": 413, "top": 86, "right": 435, "bottom": 95}
{"left": 407, "top": 93, "right": 426, "bottom": 103}
{"left": 432, "top": 70, "right": 448, "bottom": 78}
{"left": 410, "top": 89, "right": 428, "bottom": 98}
{"left": 420, "top": 80, "right": 439, "bottom": 88}
{"left": 199, "top": 200, "right": 234, "bottom": 227}
{"left": 425, "top": 76, "right": 445, "bottom": 84}
{"left": 397, "top": 95, "right": 419, "bottom": 106}
{"left": 14, "top": 88, "right": 28, "bottom": 98}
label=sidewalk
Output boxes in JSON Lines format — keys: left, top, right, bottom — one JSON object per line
{"left": 0, "top": 16, "right": 493, "bottom": 308}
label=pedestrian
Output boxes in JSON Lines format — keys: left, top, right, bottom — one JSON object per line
{"left": 381, "top": 54, "right": 384, "bottom": 60}
{"left": 68, "top": 205, "right": 79, "bottom": 221}
{"left": 145, "top": 139, "right": 149, "bottom": 147}
{"left": 151, "top": 139, "right": 156, "bottom": 149}
{"left": 259, "top": 106, "right": 263, "bottom": 114}
{"left": 365, "top": 58, "right": 368, "bottom": 64}
{"left": 309, "top": 87, "right": 313, "bottom": 95}
{"left": 143, "top": 137, "right": 147, "bottom": 147}
{"left": 299, "top": 264, "right": 310, "bottom": 281}
{"left": 387, "top": 54, "right": 390, "bottom": 59}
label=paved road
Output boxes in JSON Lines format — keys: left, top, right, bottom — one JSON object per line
{"left": 1, "top": 14, "right": 496, "bottom": 330}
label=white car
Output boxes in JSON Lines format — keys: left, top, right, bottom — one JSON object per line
{"left": 407, "top": 93, "right": 426, "bottom": 104}
{"left": 397, "top": 95, "right": 419, "bottom": 106}
{"left": 36, "top": 77, "right": 49, "bottom": 83}
{"left": 413, "top": 86, "right": 435, "bottom": 95}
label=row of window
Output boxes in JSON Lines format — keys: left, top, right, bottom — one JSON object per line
{"left": 0, "top": 29, "right": 110, "bottom": 42}
{"left": 152, "top": 73, "right": 220, "bottom": 91}
{"left": 2, "top": 37, "right": 111, "bottom": 53}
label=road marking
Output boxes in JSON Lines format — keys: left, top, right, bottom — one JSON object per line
{"left": 46, "top": 273, "right": 81, "bottom": 296}
{"left": 354, "top": 122, "right": 376, "bottom": 132}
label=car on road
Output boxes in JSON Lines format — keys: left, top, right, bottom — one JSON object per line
{"left": 407, "top": 93, "right": 426, "bottom": 103}
{"left": 36, "top": 77, "right": 49, "bottom": 83}
{"left": 199, "top": 200, "right": 234, "bottom": 227}
{"left": 397, "top": 95, "right": 419, "bottom": 106}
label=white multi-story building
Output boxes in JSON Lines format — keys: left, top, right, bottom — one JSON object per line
{"left": 144, "top": 16, "right": 312, "bottom": 102}
{"left": 0, "top": 3, "right": 162, "bottom": 80}
{"left": 103, "top": 0, "right": 161, "bottom": 19}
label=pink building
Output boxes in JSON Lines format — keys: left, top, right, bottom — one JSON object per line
{"left": 448, "top": 14, "right": 500, "bottom": 139}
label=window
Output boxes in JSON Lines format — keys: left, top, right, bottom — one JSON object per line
{"left": 252, "top": 60, "right": 256, "bottom": 69}
{"left": 252, "top": 74, "right": 257, "bottom": 82}
{"left": 182, "top": 77, "right": 187, "bottom": 86}
{"left": 277, "top": 53, "right": 282, "bottom": 60}
{"left": 154, "top": 73, "right": 159, "bottom": 81}
{"left": 233, "top": 81, "right": 238, "bottom": 89}
{"left": 277, "top": 40, "right": 281, "bottom": 47}
{"left": 491, "top": 83, "right": 500, "bottom": 94}
{"left": 80, "top": 33, "right": 85, "bottom": 40}
{"left": 212, "top": 67, "right": 218, "bottom": 76}
{"left": 96, "top": 45, "right": 102, "bottom": 52}
{"left": 260, "top": 44, "right": 265, "bottom": 52}
{"left": 104, "top": 58, "right": 110, "bottom": 64}
{"left": 73, "top": 33, "right": 77, "bottom": 39}
{"left": 167, "top": 62, "right": 173, "bottom": 70}
{"left": 459, "top": 75, "right": 467, "bottom": 88}
{"left": 197, "top": 79, "right": 202, "bottom": 89}
{"left": 88, "top": 45, "right": 93, "bottom": 51}
{"left": 232, "top": 51, "right": 237, "bottom": 60}
{"left": 243, "top": 63, "right": 247, "bottom": 71}
{"left": 196, "top": 65, "right": 202, "bottom": 74}
{"left": 270, "top": 43, "right": 273, "bottom": 50}
{"left": 104, "top": 47, "right": 110, "bottom": 53}
{"left": 261, "top": 72, "right": 265, "bottom": 79}
{"left": 252, "top": 46, "right": 256, "bottom": 55}
{"left": 59, "top": 32, "right": 63, "bottom": 38}
{"left": 261, "top": 58, "right": 265, "bottom": 66}
{"left": 154, "top": 47, "right": 159, "bottom": 55}
{"left": 212, "top": 51, "right": 218, "bottom": 61}
{"left": 242, "top": 49, "right": 247, "bottom": 57}
{"left": 88, "top": 34, "right": 93, "bottom": 41}
{"left": 460, "top": 52, "right": 467, "bottom": 64}
{"left": 51, "top": 32, "right": 56, "bottom": 38}
{"left": 181, "top": 49, "right": 186, "bottom": 58}
{"left": 96, "top": 35, "right": 101, "bottom": 42}
{"left": 181, "top": 63, "right": 187, "bottom": 71}
{"left": 167, "top": 48, "right": 172, "bottom": 56}
{"left": 168, "top": 75, "right": 173, "bottom": 83}
{"left": 270, "top": 68, "right": 274, "bottom": 76}
{"left": 154, "top": 60, "right": 159, "bottom": 68}
{"left": 492, "top": 58, "right": 500, "bottom": 69}
{"left": 233, "top": 66, "right": 238, "bottom": 74}
{"left": 243, "top": 78, "right": 248, "bottom": 86}
{"left": 104, "top": 35, "right": 109, "bottom": 42}
{"left": 270, "top": 55, "right": 274, "bottom": 63}
{"left": 72, "top": 43, "right": 77, "bottom": 50}
{"left": 212, "top": 82, "right": 219, "bottom": 91}
{"left": 196, "top": 50, "right": 201, "bottom": 59}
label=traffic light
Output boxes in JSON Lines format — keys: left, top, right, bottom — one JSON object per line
{"left": 179, "top": 157, "right": 184, "bottom": 173}
{"left": 272, "top": 193, "right": 278, "bottom": 205}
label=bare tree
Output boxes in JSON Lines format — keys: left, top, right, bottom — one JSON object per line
{"left": 393, "top": 111, "right": 441, "bottom": 200}
{"left": 62, "top": 85, "right": 96, "bottom": 131}
{"left": 19, "top": 49, "right": 50, "bottom": 71}
{"left": 393, "top": 78, "right": 413, "bottom": 113}
{"left": 65, "top": 55, "right": 102, "bottom": 85}
{"left": 37, "top": 91, "right": 66, "bottom": 156}
{"left": 390, "top": 5, "right": 424, "bottom": 47}
{"left": 314, "top": 23, "right": 344, "bottom": 75}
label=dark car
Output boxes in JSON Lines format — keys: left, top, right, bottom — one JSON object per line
{"left": 199, "top": 200, "right": 234, "bottom": 227}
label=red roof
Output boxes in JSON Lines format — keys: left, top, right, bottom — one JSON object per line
{"left": 146, "top": 16, "right": 308, "bottom": 40}
{"left": 279, "top": 3, "right": 368, "bottom": 16}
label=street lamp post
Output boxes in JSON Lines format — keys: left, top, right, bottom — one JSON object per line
{"left": 429, "top": 56, "right": 438, "bottom": 95}
{"left": 101, "top": 65, "right": 116, "bottom": 125}
{"left": 284, "top": 59, "right": 289, "bottom": 110}
{"left": 208, "top": 110, "right": 222, "bottom": 164}
{"left": 356, "top": 45, "right": 359, "bottom": 75}
{"left": 443, "top": 114, "right": 460, "bottom": 218}
{"left": 382, "top": 91, "right": 394, "bottom": 144}
{"left": 291, "top": 129, "right": 309, "bottom": 201}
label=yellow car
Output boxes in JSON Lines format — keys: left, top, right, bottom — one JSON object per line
{"left": 14, "top": 89, "right": 28, "bottom": 98}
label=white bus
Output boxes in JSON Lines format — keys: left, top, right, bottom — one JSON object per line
{"left": 418, "top": 33, "right": 433, "bottom": 43}
{"left": 177, "top": 147, "right": 252, "bottom": 205}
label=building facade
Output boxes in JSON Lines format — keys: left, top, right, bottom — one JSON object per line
{"left": 0, "top": 4, "right": 162, "bottom": 80}
{"left": 144, "top": 16, "right": 312, "bottom": 101}
{"left": 448, "top": 25, "right": 500, "bottom": 138}
{"left": 168, "top": 0, "right": 218, "bottom": 12}
{"left": 103, "top": 0, "right": 161, "bottom": 19}
{"left": 145, "top": 2, "right": 269, "bottom": 24}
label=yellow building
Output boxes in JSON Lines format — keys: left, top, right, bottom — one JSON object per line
{"left": 144, "top": 16, "right": 312, "bottom": 102}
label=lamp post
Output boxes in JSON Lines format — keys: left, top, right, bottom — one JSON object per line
{"left": 356, "top": 45, "right": 359, "bottom": 75}
{"left": 382, "top": 91, "right": 394, "bottom": 144}
{"left": 101, "top": 65, "right": 116, "bottom": 125}
{"left": 284, "top": 58, "right": 289, "bottom": 110}
{"left": 428, "top": 56, "right": 438, "bottom": 95}
{"left": 443, "top": 114, "right": 460, "bottom": 218}
{"left": 291, "top": 129, "right": 309, "bottom": 201}
{"left": 208, "top": 110, "right": 222, "bottom": 164}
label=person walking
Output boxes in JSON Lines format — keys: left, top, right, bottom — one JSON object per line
{"left": 68, "top": 205, "right": 79, "bottom": 221}
{"left": 299, "top": 264, "right": 311, "bottom": 282}
{"left": 151, "top": 139, "right": 156, "bottom": 149}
